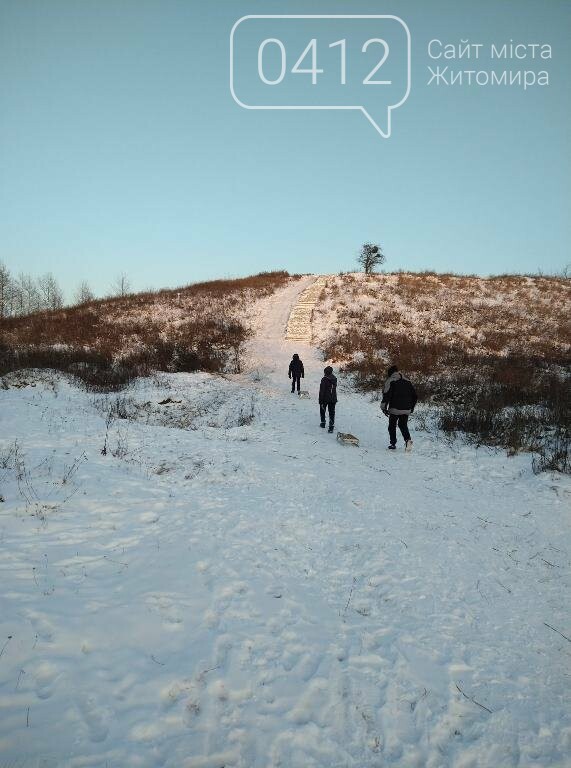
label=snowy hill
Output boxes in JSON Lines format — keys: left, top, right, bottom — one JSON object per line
{"left": 310, "top": 272, "right": 570, "bottom": 471}
{"left": 0, "top": 271, "right": 293, "bottom": 386}
{"left": 311, "top": 271, "right": 570, "bottom": 360}
{"left": 1, "top": 275, "right": 570, "bottom": 767}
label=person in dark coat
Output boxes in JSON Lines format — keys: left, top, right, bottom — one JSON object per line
{"left": 381, "top": 365, "right": 417, "bottom": 451}
{"left": 288, "top": 353, "right": 304, "bottom": 393}
{"left": 319, "top": 366, "right": 337, "bottom": 432}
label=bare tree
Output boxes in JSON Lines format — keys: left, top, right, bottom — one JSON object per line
{"left": 0, "top": 261, "right": 12, "bottom": 318}
{"left": 38, "top": 272, "right": 64, "bottom": 310}
{"left": 16, "top": 273, "right": 41, "bottom": 315}
{"left": 357, "top": 243, "right": 385, "bottom": 274}
{"left": 1, "top": 266, "right": 68, "bottom": 317}
{"left": 6, "top": 283, "right": 19, "bottom": 316}
{"left": 112, "top": 272, "right": 131, "bottom": 297}
{"left": 10, "top": 277, "right": 23, "bottom": 316}
{"left": 75, "top": 280, "right": 95, "bottom": 304}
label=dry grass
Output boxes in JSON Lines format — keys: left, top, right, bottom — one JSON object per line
{"left": 318, "top": 272, "right": 569, "bottom": 377}
{"left": 316, "top": 272, "right": 570, "bottom": 470}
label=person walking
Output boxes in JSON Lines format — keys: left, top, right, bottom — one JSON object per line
{"left": 319, "top": 365, "right": 337, "bottom": 433}
{"left": 288, "top": 353, "right": 304, "bottom": 393}
{"left": 381, "top": 365, "right": 417, "bottom": 451}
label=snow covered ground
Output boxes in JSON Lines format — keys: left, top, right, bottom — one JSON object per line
{"left": 1, "top": 277, "right": 570, "bottom": 767}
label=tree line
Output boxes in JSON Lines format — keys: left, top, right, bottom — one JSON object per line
{"left": 0, "top": 262, "right": 132, "bottom": 318}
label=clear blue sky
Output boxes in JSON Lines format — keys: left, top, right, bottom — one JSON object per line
{"left": 0, "top": 0, "right": 570, "bottom": 298}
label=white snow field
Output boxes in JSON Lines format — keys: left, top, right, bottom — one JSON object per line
{"left": 1, "top": 276, "right": 570, "bottom": 768}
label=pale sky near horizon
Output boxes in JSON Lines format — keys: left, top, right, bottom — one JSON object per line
{"left": 0, "top": 0, "right": 570, "bottom": 299}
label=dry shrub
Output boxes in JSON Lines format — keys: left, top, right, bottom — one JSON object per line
{"left": 0, "top": 344, "right": 133, "bottom": 391}
{"left": 532, "top": 424, "right": 570, "bottom": 474}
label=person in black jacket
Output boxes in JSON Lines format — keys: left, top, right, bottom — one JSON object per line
{"left": 381, "top": 365, "right": 417, "bottom": 451}
{"left": 319, "top": 366, "right": 337, "bottom": 433}
{"left": 288, "top": 353, "right": 304, "bottom": 393}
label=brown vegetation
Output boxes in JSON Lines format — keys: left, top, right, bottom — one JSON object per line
{"left": 317, "top": 272, "right": 570, "bottom": 471}
{"left": 0, "top": 271, "right": 292, "bottom": 390}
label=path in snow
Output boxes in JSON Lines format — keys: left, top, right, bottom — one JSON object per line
{"left": 0, "top": 277, "right": 570, "bottom": 768}
{"left": 247, "top": 274, "right": 329, "bottom": 404}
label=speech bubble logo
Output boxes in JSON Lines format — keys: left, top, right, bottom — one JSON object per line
{"left": 230, "top": 15, "right": 411, "bottom": 138}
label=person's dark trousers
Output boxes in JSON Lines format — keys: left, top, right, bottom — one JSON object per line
{"left": 388, "top": 414, "right": 411, "bottom": 445}
{"left": 320, "top": 403, "right": 335, "bottom": 426}
{"left": 291, "top": 374, "right": 301, "bottom": 392}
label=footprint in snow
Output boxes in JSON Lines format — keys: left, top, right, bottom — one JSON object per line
{"left": 139, "top": 511, "right": 159, "bottom": 524}
{"left": 26, "top": 610, "right": 56, "bottom": 644}
{"left": 145, "top": 593, "right": 184, "bottom": 629}
{"left": 77, "top": 693, "right": 112, "bottom": 742}
{"left": 34, "top": 661, "right": 60, "bottom": 700}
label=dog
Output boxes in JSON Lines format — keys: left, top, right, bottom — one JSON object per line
{"left": 298, "top": 390, "right": 311, "bottom": 399}
{"left": 336, "top": 432, "right": 359, "bottom": 447}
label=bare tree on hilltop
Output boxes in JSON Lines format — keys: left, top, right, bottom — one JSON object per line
{"left": 16, "top": 273, "right": 41, "bottom": 314}
{"left": 357, "top": 243, "right": 385, "bottom": 274}
{"left": 75, "top": 281, "right": 95, "bottom": 304}
{"left": 112, "top": 272, "right": 131, "bottom": 297}
{"left": 38, "top": 272, "right": 64, "bottom": 310}
{"left": 0, "top": 261, "right": 66, "bottom": 316}
{"left": 0, "top": 262, "right": 11, "bottom": 318}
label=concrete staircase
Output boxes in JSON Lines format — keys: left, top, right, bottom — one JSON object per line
{"left": 285, "top": 276, "right": 328, "bottom": 342}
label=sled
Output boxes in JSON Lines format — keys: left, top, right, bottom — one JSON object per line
{"left": 298, "top": 390, "right": 311, "bottom": 399}
{"left": 337, "top": 432, "right": 360, "bottom": 447}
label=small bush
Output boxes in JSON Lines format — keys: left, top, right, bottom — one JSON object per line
{"left": 533, "top": 425, "right": 570, "bottom": 474}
